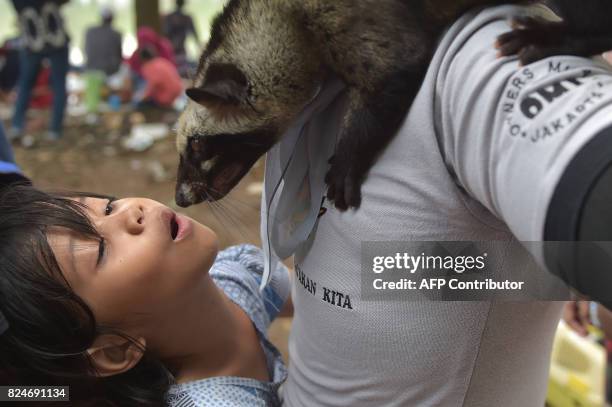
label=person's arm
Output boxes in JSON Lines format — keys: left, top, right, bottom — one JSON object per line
{"left": 597, "top": 303, "right": 612, "bottom": 339}
{"left": 562, "top": 300, "right": 612, "bottom": 339}
{"left": 563, "top": 300, "right": 591, "bottom": 337}
{"left": 278, "top": 294, "right": 293, "bottom": 318}
{"left": 162, "top": 15, "right": 170, "bottom": 38}
{"left": 188, "top": 16, "right": 199, "bottom": 44}
{"left": 544, "top": 51, "right": 612, "bottom": 305}
{"left": 84, "top": 30, "right": 93, "bottom": 68}
{"left": 114, "top": 32, "right": 122, "bottom": 63}
{"left": 435, "top": 6, "right": 612, "bottom": 307}
{"left": 543, "top": 124, "right": 612, "bottom": 309}
{"left": 137, "top": 65, "right": 157, "bottom": 102}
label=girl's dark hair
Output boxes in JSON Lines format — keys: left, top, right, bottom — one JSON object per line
{"left": 0, "top": 184, "right": 174, "bottom": 406}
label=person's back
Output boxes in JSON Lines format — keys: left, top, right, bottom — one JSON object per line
{"left": 11, "top": 0, "right": 69, "bottom": 54}
{"left": 141, "top": 56, "right": 183, "bottom": 107}
{"left": 163, "top": 0, "right": 198, "bottom": 58}
{"left": 85, "top": 9, "right": 122, "bottom": 76}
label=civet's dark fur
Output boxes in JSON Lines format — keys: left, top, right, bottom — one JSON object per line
{"left": 175, "top": 0, "right": 612, "bottom": 210}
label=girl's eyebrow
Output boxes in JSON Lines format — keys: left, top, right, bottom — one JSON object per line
{"left": 68, "top": 235, "right": 76, "bottom": 274}
{"left": 66, "top": 197, "right": 90, "bottom": 275}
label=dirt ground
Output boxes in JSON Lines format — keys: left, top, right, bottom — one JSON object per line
{"left": 3, "top": 106, "right": 292, "bottom": 361}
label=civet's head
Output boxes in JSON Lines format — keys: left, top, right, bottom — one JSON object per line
{"left": 174, "top": 0, "right": 323, "bottom": 207}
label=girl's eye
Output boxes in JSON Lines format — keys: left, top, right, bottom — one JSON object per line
{"left": 97, "top": 238, "right": 105, "bottom": 265}
{"left": 104, "top": 199, "right": 115, "bottom": 215}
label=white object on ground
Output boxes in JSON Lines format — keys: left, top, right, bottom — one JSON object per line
{"left": 122, "top": 123, "right": 169, "bottom": 152}
{"left": 148, "top": 160, "right": 168, "bottom": 183}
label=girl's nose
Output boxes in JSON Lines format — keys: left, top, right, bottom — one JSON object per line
{"left": 124, "top": 203, "right": 145, "bottom": 235}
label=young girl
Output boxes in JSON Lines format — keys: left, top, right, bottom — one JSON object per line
{"left": 0, "top": 184, "right": 291, "bottom": 406}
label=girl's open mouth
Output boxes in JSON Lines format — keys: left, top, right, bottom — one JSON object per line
{"left": 170, "top": 216, "right": 179, "bottom": 240}
{"left": 169, "top": 212, "right": 192, "bottom": 242}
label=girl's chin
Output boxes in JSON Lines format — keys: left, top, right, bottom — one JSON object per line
{"left": 193, "top": 224, "right": 219, "bottom": 258}
{"left": 195, "top": 222, "right": 218, "bottom": 246}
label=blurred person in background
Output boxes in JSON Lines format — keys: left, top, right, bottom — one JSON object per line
{"left": 0, "top": 38, "right": 22, "bottom": 102}
{"left": 134, "top": 46, "right": 182, "bottom": 109}
{"left": 9, "top": 0, "right": 70, "bottom": 142}
{"left": 127, "top": 27, "right": 175, "bottom": 78}
{"left": 127, "top": 27, "right": 176, "bottom": 103}
{"left": 163, "top": 0, "right": 199, "bottom": 77}
{"left": 83, "top": 7, "right": 123, "bottom": 117}
{"left": 84, "top": 7, "right": 122, "bottom": 77}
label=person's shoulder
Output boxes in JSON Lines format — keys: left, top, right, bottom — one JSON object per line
{"left": 10, "top": 0, "right": 28, "bottom": 11}
{"left": 210, "top": 245, "right": 267, "bottom": 294}
{"left": 86, "top": 25, "right": 102, "bottom": 35}
{"left": 140, "top": 60, "right": 157, "bottom": 76}
{"left": 165, "top": 11, "right": 182, "bottom": 22}
{"left": 213, "top": 245, "right": 264, "bottom": 273}
{"left": 152, "top": 57, "right": 177, "bottom": 72}
{"left": 111, "top": 28, "right": 122, "bottom": 39}
{"left": 167, "top": 377, "right": 279, "bottom": 407}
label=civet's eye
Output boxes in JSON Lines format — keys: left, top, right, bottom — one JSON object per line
{"left": 191, "top": 137, "right": 203, "bottom": 153}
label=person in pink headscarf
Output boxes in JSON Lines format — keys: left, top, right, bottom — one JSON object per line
{"left": 127, "top": 27, "right": 176, "bottom": 76}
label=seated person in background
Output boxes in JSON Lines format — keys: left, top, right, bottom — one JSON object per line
{"left": 0, "top": 184, "right": 290, "bottom": 406}
{"left": 134, "top": 47, "right": 183, "bottom": 109}
{"left": 127, "top": 27, "right": 176, "bottom": 78}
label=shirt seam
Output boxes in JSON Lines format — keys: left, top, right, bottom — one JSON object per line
{"left": 459, "top": 301, "right": 493, "bottom": 407}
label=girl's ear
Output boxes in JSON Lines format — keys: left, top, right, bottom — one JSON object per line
{"left": 86, "top": 335, "right": 146, "bottom": 377}
{"left": 604, "top": 51, "right": 612, "bottom": 66}
{"left": 186, "top": 63, "right": 249, "bottom": 110}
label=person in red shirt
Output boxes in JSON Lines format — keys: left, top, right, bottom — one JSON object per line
{"left": 128, "top": 27, "right": 176, "bottom": 76}
{"left": 135, "top": 46, "right": 183, "bottom": 108}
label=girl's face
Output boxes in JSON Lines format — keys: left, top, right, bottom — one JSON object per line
{"left": 48, "top": 197, "right": 219, "bottom": 328}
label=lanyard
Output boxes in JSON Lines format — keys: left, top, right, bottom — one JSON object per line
{"left": 260, "top": 78, "right": 347, "bottom": 289}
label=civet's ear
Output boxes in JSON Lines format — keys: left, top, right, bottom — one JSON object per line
{"left": 186, "top": 63, "right": 248, "bottom": 109}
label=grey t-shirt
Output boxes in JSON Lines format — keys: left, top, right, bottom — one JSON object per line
{"left": 85, "top": 24, "right": 123, "bottom": 75}
{"left": 270, "top": 5, "right": 612, "bottom": 407}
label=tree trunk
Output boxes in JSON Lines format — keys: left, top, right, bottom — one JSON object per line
{"left": 135, "top": 0, "right": 161, "bottom": 33}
